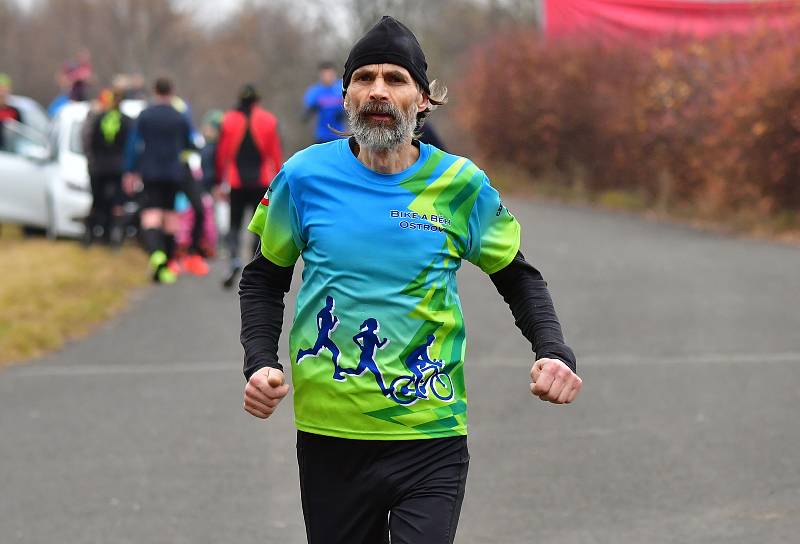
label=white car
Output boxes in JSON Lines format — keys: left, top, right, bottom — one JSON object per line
{"left": 8, "top": 95, "right": 49, "bottom": 135}
{"left": 0, "top": 98, "right": 144, "bottom": 237}
{"left": 0, "top": 96, "right": 60, "bottom": 235}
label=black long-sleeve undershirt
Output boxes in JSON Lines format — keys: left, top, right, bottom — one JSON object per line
{"left": 239, "top": 249, "right": 576, "bottom": 381}
{"left": 238, "top": 249, "right": 294, "bottom": 380}
{"left": 488, "top": 251, "right": 576, "bottom": 372}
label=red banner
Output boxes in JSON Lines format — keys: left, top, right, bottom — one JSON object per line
{"left": 545, "top": 0, "right": 800, "bottom": 40}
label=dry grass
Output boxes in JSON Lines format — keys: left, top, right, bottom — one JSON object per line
{"left": 0, "top": 226, "right": 148, "bottom": 367}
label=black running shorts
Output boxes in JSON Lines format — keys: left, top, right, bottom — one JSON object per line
{"left": 139, "top": 180, "right": 179, "bottom": 211}
{"left": 296, "top": 430, "right": 469, "bottom": 544}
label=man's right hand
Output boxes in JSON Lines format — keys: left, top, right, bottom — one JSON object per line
{"left": 243, "top": 367, "right": 290, "bottom": 419}
{"left": 122, "top": 172, "right": 140, "bottom": 195}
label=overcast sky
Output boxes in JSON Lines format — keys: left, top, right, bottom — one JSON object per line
{"left": 15, "top": 0, "right": 331, "bottom": 23}
{"left": 175, "top": 0, "right": 248, "bottom": 23}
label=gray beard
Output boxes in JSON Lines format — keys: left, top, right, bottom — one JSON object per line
{"left": 346, "top": 101, "right": 417, "bottom": 151}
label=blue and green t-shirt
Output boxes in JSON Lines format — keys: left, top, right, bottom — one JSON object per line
{"left": 248, "top": 138, "right": 521, "bottom": 440}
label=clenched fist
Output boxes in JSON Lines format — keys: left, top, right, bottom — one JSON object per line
{"left": 530, "top": 358, "right": 582, "bottom": 404}
{"left": 244, "top": 367, "right": 290, "bottom": 419}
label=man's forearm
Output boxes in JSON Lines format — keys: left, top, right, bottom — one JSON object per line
{"left": 238, "top": 248, "right": 294, "bottom": 380}
{"left": 489, "top": 251, "right": 577, "bottom": 373}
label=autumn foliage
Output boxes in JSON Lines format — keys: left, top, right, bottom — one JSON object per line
{"left": 458, "top": 22, "right": 800, "bottom": 219}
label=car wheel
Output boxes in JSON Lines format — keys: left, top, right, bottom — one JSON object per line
{"left": 22, "top": 225, "right": 47, "bottom": 237}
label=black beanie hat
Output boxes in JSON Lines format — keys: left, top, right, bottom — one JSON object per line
{"left": 342, "top": 16, "right": 429, "bottom": 97}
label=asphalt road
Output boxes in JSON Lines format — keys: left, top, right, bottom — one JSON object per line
{"left": 2, "top": 200, "right": 799, "bottom": 543}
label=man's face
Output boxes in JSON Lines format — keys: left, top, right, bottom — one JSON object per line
{"left": 344, "top": 63, "right": 428, "bottom": 151}
{"left": 319, "top": 68, "right": 337, "bottom": 87}
{"left": 0, "top": 83, "right": 9, "bottom": 105}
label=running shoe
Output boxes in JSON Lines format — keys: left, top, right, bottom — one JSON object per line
{"left": 149, "top": 250, "right": 168, "bottom": 274}
{"left": 157, "top": 266, "right": 178, "bottom": 284}
{"left": 182, "top": 254, "right": 209, "bottom": 276}
{"left": 149, "top": 251, "right": 177, "bottom": 284}
{"left": 167, "top": 259, "right": 182, "bottom": 276}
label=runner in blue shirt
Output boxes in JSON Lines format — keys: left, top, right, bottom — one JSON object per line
{"left": 240, "top": 16, "right": 583, "bottom": 544}
{"left": 302, "top": 61, "right": 345, "bottom": 143}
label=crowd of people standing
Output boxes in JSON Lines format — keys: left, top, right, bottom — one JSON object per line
{"left": 62, "top": 61, "right": 334, "bottom": 288}
{"left": 4, "top": 46, "right": 449, "bottom": 290}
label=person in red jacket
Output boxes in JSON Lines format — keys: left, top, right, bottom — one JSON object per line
{"left": 216, "top": 84, "right": 283, "bottom": 288}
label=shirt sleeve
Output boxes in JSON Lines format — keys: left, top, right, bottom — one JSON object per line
{"left": 464, "top": 175, "right": 521, "bottom": 274}
{"left": 247, "top": 168, "right": 304, "bottom": 267}
{"left": 183, "top": 115, "right": 196, "bottom": 150}
{"left": 239, "top": 247, "right": 295, "bottom": 380}
{"left": 489, "top": 251, "right": 577, "bottom": 373}
{"left": 303, "top": 86, "right": 318, "bottom": 110}
{"left": 123, "top": 118, "right": 141, "bottom": 173}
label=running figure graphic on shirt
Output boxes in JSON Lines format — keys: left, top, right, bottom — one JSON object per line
{"left": 342, "top": 317, "right": 391, "bottom": 395}
{"left": 296, "top": 296, "right": 344, "bottom": 380}
{"left": 404, "top": 335, "right": 444, "bottom": 399}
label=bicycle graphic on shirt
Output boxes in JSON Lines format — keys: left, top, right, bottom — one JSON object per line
{"left": 389, "top": 334, "right": 454, "bottom": 406}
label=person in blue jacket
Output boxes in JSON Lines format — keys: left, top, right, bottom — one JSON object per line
{"left": 302, "top": 61, "right": 346, "bottom": 143}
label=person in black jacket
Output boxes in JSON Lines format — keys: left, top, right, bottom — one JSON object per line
{"left": 82, "top": 89, "right": 131, "bottom": 247}
{"left": 123, "top": 77, "right": 194, "bottom": 283}
{"left": 417, "top": 120, "right": 446, "bottom": 151}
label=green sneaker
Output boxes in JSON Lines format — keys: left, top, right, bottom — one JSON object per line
{"left": 157, "top": 266, "right": 177, "bottom": 284}
{"left": 149, "top": 250, "right": 168, "bottom": 273}
{"left": 149, "top": 250, "right": 176, "bottom": 284}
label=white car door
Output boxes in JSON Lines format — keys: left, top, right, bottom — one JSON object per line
{"left": 0, "top": 121, "right": 52, "bottom": 228}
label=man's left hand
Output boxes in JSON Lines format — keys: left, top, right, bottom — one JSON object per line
{"left": 530, "top": 358, "right": 582, "bottom": 404}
